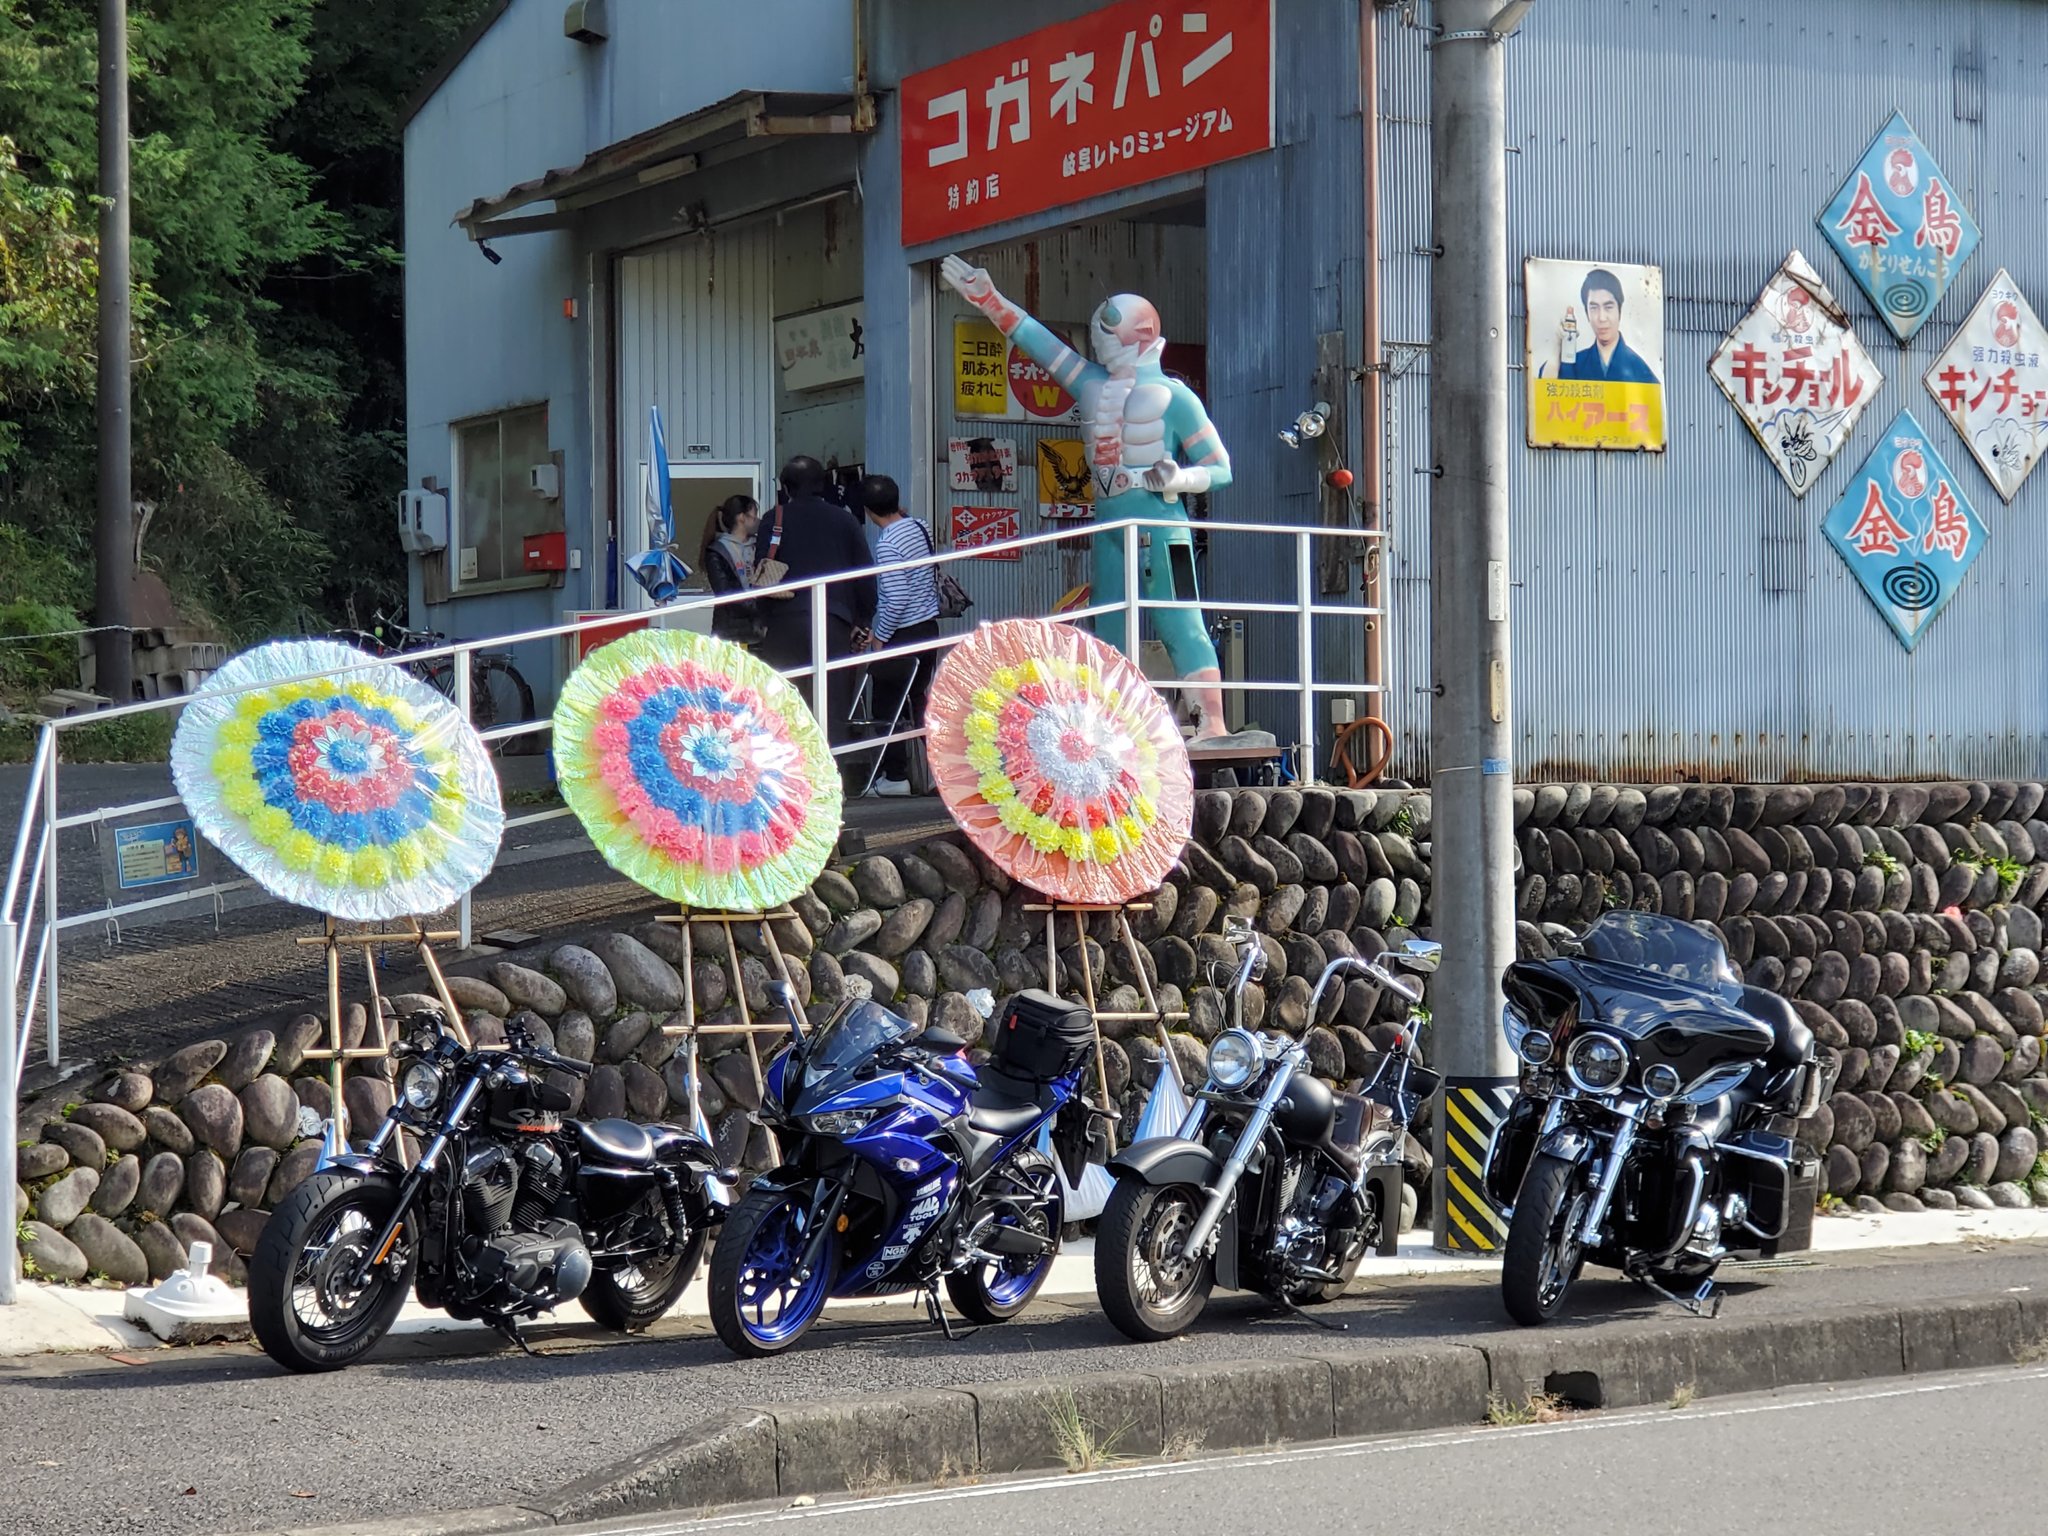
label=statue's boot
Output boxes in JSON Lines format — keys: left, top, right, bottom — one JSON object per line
{"left": 1183, "top": 668, "right": 1277, "bottom": 749}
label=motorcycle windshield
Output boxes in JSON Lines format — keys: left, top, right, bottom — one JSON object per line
{"left": 1576, "top": 911, "right": 1741, "bottom": 994}
{"left": 799, "top": 1000, "right": 920, "bottom": 1100}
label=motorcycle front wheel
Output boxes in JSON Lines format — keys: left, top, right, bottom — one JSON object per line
{"left": 248, "top": 1171, "right": 416, "bottom": 1373}
{"left": 1501, "top": 1151, "right": 1592, "bottom": 1326}
{"left": 708, "top": 1182, "right": 839, "bottom": 1358}
{"left": 1095, "top": 1179, "right": 1215, "bottom": 1342}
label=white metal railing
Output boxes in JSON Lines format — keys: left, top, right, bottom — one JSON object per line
{"left": 0, "top": 515, "right": 1383, "bottom": 1301}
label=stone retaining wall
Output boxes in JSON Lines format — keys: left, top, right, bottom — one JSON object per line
{"left": 16, "top": 778, "right": 2048, "bottom": 1286}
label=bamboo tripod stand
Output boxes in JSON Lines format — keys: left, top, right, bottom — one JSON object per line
{"left": 655, "top": 905, "right": 804, "bottom": 1165}
{"left": 296, "top": 915, "right": 475, "bottom": 1145}
{"left": 1026, "top": 900, "right": 1190, "bottom": 1158}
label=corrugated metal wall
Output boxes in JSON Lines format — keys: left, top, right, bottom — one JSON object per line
{"left": 615, "top": 221, "right": 778, "bottom": 553}
{"left": 1380, "top": 0, "right": 2048, "bottom": 784}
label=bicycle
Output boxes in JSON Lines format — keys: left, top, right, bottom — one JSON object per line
{"left": 331, "top": 610, "right": 537, "bottom": 744}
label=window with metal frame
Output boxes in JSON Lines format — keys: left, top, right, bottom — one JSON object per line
{"left": 450, "top": 403, "right": 559, "bottom": 590}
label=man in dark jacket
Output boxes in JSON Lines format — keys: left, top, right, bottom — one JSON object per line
{"left": 753, "top": 455, "right": 876, "bottom": 747}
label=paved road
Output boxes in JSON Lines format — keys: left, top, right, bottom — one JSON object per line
{"left": 579, "top": 1364, "right": 2048, "bottom": 1535}
{"left": 0, "top": 1241, "right": 2042, "bottom": 1536}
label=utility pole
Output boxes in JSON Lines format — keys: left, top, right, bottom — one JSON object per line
{"left": 94, "top": 0, "right": 134, "bottom": 707}
{"left": 1427, "top": 0, "right": 1521, "bottom": 1253}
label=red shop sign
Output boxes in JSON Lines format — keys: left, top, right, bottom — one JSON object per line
{"left": 900, "top": 0, "right": 1275, "bottom": 248}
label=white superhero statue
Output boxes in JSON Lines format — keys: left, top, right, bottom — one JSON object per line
{"left": 942, "top": 255, "right": 1272, "bottom": 747}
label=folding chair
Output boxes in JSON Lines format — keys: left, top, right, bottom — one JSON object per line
{"left": 848, "top": 656, "right": 927, "bottom": 798}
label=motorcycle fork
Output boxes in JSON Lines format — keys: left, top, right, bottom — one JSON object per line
{"left": 793, "top": 1179, "right": 849, "bottom": 1286}
{"left": 1578, "top": 1111, "right": 1640, "bottom": 1249}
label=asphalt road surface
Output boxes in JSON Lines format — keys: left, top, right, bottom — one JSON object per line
{"left": 0, "top": 1241, "right": 2042, "bottom": 1536}
{"left": 578, "top": 1365, "right": 2048, "bottom": 1536}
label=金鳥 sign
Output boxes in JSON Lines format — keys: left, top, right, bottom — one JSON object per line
{"left": 1822, "top": 410, "right": 1985, "bottom": 652}
{"left": 951, "top": 504, "right": 1021, "bottom": 559}
{"left": 900, "top": 0, "right": 1275, "bottom": 247}
{"left": 1925, "top": 269, "right": 2048, "bottom": 503}
{"left": 1525, "top": 257, "right": 1666, "bottom": 451}
{"left": 1709, "top": 250, "right": 1882, "bottom": 496}
{"left": 1819, "top": 113, "right": 1979, "bottom": 342}
{"left": 1038, "top": 438, "right": 1094, "bottom": 520}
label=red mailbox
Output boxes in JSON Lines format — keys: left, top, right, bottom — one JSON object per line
{"left": 523, "top": 531, "right": 568, "bottom": 573}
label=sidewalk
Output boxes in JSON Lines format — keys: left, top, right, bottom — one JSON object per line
{"left": 8, "top": 1203, "right": 2046, "bottom": 1360}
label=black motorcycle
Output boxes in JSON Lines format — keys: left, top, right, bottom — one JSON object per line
{"left": 248, "top": 1009, "right": 727, "bottom": 1371}
{"left": 1483, "top": 911, "right": 1836, "bottom": 1325}
{"left": 1094, "top": 921, "right": 1442, "bottom": 1341}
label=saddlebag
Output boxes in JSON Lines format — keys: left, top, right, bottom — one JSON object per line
{"left": 991, "top": 989, "right": 1095, "bottom": 1084}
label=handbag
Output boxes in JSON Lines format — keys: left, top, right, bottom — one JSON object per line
{"left": 754, "top": 506, "right": 791, "bottom": 595}
{"left": 915, "top": 520, "right": 973, "bottom": 620}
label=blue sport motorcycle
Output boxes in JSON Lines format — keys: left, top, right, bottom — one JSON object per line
{"left": 706, "top": 979, "right": 1100, "bottom": 1357}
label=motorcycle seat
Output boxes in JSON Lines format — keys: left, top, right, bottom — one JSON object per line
{"left": 576, "top": 1117, "right": 655, "bottom": 1167}
{"left": 1739, "top": 986, "right": 1813, "bottom": 1073}
{"left": 968, "top": 1077, "right": 1046, "bottom": 1139}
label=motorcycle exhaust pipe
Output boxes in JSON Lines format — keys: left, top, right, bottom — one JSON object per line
{"left": 982, "top": 1226, "right": 1054, "bottom": 1257}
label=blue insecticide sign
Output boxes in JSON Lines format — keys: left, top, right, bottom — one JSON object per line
{"left": 1822, "top": 409, "right": 1985, "bottom": 652}
{"left": 1819, "top": 112, "right": 1979, "bottom": 341}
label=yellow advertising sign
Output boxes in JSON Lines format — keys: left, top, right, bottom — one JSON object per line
{"left": 1528, "top": 379, "right": 1667, "bottom": 451}
{"left": 953, "top": 318, "right": 1010, "bottom": 417}
{"left": 1524, "top": 257, "right": 1668, "bottom": 452}
{"left": 1036, "top": 437, "right": 1093, "bottom": 520}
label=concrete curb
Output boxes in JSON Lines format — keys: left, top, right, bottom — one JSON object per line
{"left": 272, "top": 1292, "right": 2048, "bottom": 1536}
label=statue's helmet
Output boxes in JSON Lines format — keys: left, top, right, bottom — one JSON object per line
{"left": 1090, "top": 293, "right": 1164, "bottom": 372}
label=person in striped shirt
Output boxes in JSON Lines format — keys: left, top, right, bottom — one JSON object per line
{"left": 858, "top": 474, "right": 942, "bottom": 796}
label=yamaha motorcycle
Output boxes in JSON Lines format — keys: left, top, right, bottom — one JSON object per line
{"left": 1095, "top": 920, "right": 1442, "bottom": 1342}
{"left": 707, "top": 979, "right": 1099, "bottom": 1357}
{"left": 1483, "top": 911, "right": 1836, "bottom": 1325}
{"left": 248, "top": 1009, "right": 725, "bottom": 1372}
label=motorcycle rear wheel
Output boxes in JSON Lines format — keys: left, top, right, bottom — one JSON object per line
{"left": 1095, "top": 1179, "right": 1215, "bottom": 1342}
{"left": 1501, "top": 1152, "right": 1591, "bottom": 1326}
{"left": 946, "top": 1147, "right": 1063, "bottom": 1323}
{"left": 248, "top": 1171, "right": 416, "bottom": 1373}
{"left": 581, "top": 1190, "right": 707, "bottom": 1332}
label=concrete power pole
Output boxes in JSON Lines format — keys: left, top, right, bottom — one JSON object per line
{"left": 1427, "top": 0, "right": 1521, "bottom": 1253}
{"left": 94, "top": 0, "right": 134, "bottom": 707}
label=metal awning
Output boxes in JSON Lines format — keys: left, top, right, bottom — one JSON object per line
{"left": 454, "top": 90, "right": 868, "bottom": 239}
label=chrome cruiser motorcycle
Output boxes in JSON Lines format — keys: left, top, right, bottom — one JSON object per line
{"left": 249, "top": 1009, "right": 725, "bottom": 1371}
{"left": 1095, "top": 921, "right": 1441, "bottom": 1341}
{"left": 1483, "top": 912, "right": 1836, "bottom": 1325}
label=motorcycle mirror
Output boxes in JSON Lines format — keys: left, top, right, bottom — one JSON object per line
{"left": 770, "top": 979, "right": 806, "bottom": 1041}
{"left": 1396, "top": 939, "right": 1443, "bottom": 974}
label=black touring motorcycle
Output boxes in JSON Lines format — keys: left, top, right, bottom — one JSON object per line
{"left": 249, "top": 1008, "right": 727, "bottom": 1371}
{"left": 1484, "top": 912, "right": 1836, "bottom": 1325}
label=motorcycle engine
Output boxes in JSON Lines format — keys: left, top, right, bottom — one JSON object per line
{"left": 1273, "top": 1172, "right": 1369, "bottom": 1289}
{"left": 456, "top": 1139, "right": 592, "bottom": 1316}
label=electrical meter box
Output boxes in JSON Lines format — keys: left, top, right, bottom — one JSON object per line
{"left": 398, "top": 488, "right": 449, "bottom": 554}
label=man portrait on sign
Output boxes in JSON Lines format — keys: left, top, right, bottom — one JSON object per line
{"left": 1550, "top": 267, "right": 1661, "bottom": 385}
{"left": 965, "top": 437, "right": 1007, "bottom": 493}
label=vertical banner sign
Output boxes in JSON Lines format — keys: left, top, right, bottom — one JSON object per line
{"left": 1822, "top": 409, "right": 1986, "bottom": 652}
{"left": 1709, "top": 250, "right": 1883, "bottom": 496}
{"left": 1819, "top": 112, "right": 1979, "bottom": 342}
{"left": 1525, "top": 258, "right": 1667, "bottom": 451}
{"left": 899, "top": 0, "right": 1276, "bottom": 247}
{"left": 951, "top": 505, "right": 1021, "bottom": 559}
{"left": 1038, "top": 438, "right": 1095, "bottom": 520}
{"left": 1925, "top": 269, "right": 2048, "bottom": 503}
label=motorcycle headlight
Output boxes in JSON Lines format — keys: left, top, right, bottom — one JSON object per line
{"left": 398, "top": 1060, "right": 443, "bottom": 1112}
{"left": 806, "top": 1107, "right": 876, "bottom": 1137}
{"left": 1643, "top": 1063, "right": 1682, "bottom": 1100}
{"left": 1518, "top": 1029, "right": 1554, "bottom": 1068}
{"left": 1207, "top": 1029, "right": 1261, "bottom": 1090}
{"left": 1565, "top": 1033, "right": 1629, "bottom": 1095}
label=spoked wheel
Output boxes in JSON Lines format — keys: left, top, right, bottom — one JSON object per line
{"left": 581, "top": 1190, "right": 706, "bottom": 1332}
{"left": 248, "top": 1172, "right": 415, "bottom": 1373}
{"left": 1501, "top": 1152, "right": 1593, "bottom": 1326}
{"left": 947, "top": 1147, "right": 1064, "bottom": 1324}
{"left": 1094, "top": 1180, "right": 1215, "bottom": 1342}
{"left": 708, "top": 1183, "right": 839, "bottom": 1358}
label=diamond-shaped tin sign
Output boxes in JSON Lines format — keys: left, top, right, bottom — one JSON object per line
{"left": 1819, "top": 112, "right": 1979, "bottom": 341}
{"left": 1925, "top": 268, "right": 2048, "bottom": 503}
{"left": 1708, "top": 250, "right": 1882, "bottom": 497}
{"left": 1822, "top": 409, "right": 1986, "bottom": 652}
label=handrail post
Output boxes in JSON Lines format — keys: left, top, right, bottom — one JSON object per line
{"left": 809, "top": 580, "right": 830, "bottom": 728}
{"left": 1, "top": 917, "right": 16, "bottom": 1304}
{"left": 40, "top": 733, "right": 58, "bottom": 1067}
{"left": 454, "top": 648, "right": 474, "bottom": 952}
{"left": 1297, "top": 530, "right": 1316, "bottom": 782}
{"left": 1123, "top": 519, "right": 1141, "bottom": 663}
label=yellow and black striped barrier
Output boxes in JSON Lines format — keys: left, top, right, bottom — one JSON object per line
{"left": 1435, "top": 1078, "right": 1517, "bottom": 1253}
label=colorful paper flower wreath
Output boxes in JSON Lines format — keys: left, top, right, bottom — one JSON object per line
{"left": 552, "top": 627, "right": 840, "bottom": 910}
{"left": 928, "top": 619, "right": 1192, "bottom": 904}
{"left": 170, "top": 639, "right": 504, "bottom": 920}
